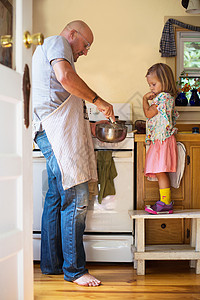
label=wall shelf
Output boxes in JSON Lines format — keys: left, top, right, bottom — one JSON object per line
{"left": 175, "top": 106, "right": 200, "bottom": 124}
{"left": 175, "top": 106, "right": 200, "bottom": 111}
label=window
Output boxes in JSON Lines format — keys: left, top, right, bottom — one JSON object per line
{"left": 184, "top": 41, "right": 200, "bottom": 69}
{"left": 176, "top": 31, "right": 200, "bottom": 99}
{"left": 176, "top": 31, "right": 200, "bottom": 78}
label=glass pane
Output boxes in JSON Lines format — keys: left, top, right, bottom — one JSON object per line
{"left": 179, "top": 76, "right": 200, "bottom": 101}
{"left": 184, "top": 41, "right": 200, "bottom": 69}
{"left": 0, "top": 0, "right": 14, "bottom": 69}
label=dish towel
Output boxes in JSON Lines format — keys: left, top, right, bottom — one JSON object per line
{"left": 146, "top": 141, "right": 186, "bottom": 188}
{"left": 97, "top": 150, "right": 118, "bottom": 204}
{"left": 159, "top": 18, "right": 200, "bottom": 57}
{"left": 42, "top": 94, "right": 97, "bottom": 190}
{"left": 88, "top": 181, "right": 98, "bottom": 200}
{"left": 169, "top": 142, "right": 186, "bottom": 188}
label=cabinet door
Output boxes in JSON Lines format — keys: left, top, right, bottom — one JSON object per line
{"left": 186, "top": 142, "right": 200, "bottom": 209}
{"left": 136, "top": 141, "right": 188, "bottom": 209}
{"left": 136, "top": 140, "right": 190, "bottom": 244}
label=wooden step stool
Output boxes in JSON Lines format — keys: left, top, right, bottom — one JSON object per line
{"left": 128, "top": 209, "right": 200, "bottom": 275}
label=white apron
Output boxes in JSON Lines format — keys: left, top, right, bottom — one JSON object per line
{"left": 42, "top": 95, "right": 98, "bottom": 190}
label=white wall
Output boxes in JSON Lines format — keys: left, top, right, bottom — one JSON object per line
{"left": 33, "top": 0, "right": 200, "bottom": 120}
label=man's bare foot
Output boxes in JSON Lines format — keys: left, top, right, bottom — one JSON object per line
{"left": 73, "top": 273, "right": 101, "bottom": 287}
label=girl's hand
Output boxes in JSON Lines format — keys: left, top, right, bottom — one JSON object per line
{"left": 143, "top": 92, "right": 155, "bottom": 101}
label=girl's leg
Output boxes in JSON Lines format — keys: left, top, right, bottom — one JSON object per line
{"left": 145, "top": 172, "right": 173, "bottom": 214}
{"left": 155, "top": 172, "right": 170, "bottom": 189}
{"left": 156, "top": 172, "right": 171, "bottom": 205}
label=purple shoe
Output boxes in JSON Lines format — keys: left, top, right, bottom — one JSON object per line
{"left": 145, "top": 201, "right": 173, "bottom": 215}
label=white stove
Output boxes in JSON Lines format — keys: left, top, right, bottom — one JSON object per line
{"left": 84, "top": 103, "right": 134, "bottom": 262}
{"left": 32, "top": 102, "right": 134, "bottom": 263}
{"left": 87, "top": 102, "right": 132, "bottom": 122}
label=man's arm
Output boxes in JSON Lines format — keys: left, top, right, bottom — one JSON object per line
{"left": 52, "top": 59, "right": 114, "bottom": 119}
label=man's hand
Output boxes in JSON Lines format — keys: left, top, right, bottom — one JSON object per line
{"left": 94, "top": 98, "right": 115, "bottom": 121}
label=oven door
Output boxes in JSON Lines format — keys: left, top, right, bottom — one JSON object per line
{"left": 85, "top": 150, "right": 134, "bottom": 233}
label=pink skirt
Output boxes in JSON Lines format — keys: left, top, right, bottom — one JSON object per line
{"left": 144, "top": 135, "right": 177, "bottom": 178}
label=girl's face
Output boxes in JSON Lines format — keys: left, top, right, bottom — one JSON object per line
{"left": 146, "top": 72, "right": 162, "bottom": 96}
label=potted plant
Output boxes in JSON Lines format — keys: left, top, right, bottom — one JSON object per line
{"left": 175, "top": 75, "right": 190, "bottom": 106}
{"left": 176, "top": 73, "right": 200, "bottom": 106}
{"left": 189, "top": 78, "right": 200, "bottom": 106}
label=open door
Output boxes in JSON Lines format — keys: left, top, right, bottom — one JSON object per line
{"left": 0, "top": 0, "right": 43, "bottom": 299}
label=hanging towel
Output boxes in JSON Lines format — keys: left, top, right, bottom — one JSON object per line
{"left": 146, "top": 141, "right": 186, "bottom": 188}
{"left": 42, "top": 94, "right": 97, "bottom": 190}
{"left": 169, "top": 142, "right": 186, "bottom": 188}
{"left": 88, "top": 181, "right": 98, "bottom": 200}
{"left": 97, "top": 150, "right": 118, "bottom": 204}
{"left": 159, "top": 18, "right": 200, "bottom": 57}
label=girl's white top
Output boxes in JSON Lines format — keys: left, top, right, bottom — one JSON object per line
{"left": 146, "top": 92, "right": 179, "bottom": 144}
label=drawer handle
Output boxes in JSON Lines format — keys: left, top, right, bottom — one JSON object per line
{"left": 161, "top": 223, "right": 166, "bottom": 229}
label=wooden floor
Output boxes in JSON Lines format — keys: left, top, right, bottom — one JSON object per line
{"left": 34, "top": 261, "right": 200, "bottom": 300}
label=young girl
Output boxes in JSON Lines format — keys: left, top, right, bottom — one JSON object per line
{"left": 143, "top": 63, "right": 179, "bottom": 214}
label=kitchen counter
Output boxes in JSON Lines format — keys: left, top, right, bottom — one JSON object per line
{"left": 134, "top": 132, "right": 200, "bottom": 142}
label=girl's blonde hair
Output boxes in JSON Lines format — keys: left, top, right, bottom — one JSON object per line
{"left": 146, "top": 63, "right": 178, "bottom": 97}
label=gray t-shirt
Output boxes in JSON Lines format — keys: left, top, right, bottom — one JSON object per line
{"left": 32, "top": 35, "right": 75, "bottom": 135}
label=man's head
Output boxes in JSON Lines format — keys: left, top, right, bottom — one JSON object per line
{"left": 60, "top": 20, "right": 94, "bottom": 62}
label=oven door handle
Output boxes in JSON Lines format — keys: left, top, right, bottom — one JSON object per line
{"left": 112, "top": 151, "right": 133, "bottom": 159}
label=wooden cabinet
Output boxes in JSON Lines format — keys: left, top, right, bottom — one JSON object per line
{"left": 184, "top": 141, "right": 200, "bottom": 209}
{"left": 135, "top": 133, "right": 200, "bottom": 244}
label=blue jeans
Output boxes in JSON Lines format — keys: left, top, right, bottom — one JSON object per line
{"left": 35, "top": 130, "right": 89, "bottom": 281}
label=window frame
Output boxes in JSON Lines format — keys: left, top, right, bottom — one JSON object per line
{"left": 176, "top": 31, "right": 200, "bottom": 80}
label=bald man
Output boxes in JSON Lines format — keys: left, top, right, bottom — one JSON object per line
{"left": 32, "top": 20, "right": 114, "bottom": 286}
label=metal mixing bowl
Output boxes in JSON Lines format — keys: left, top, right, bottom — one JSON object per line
{"left": 95, "top": 122, "right": 127, "bottom": 143}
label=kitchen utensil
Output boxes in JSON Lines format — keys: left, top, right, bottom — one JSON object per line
{"left": 95, "top": 119, "right": 127, "bottom": 143}
{"left": 134, "top": 120, "right": 146, "bottom": 134}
